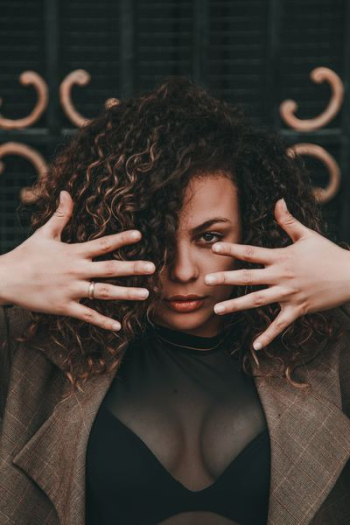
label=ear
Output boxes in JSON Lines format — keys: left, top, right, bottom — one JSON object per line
{"left": 274, "top": 199, "right": 309, "bottom": 243}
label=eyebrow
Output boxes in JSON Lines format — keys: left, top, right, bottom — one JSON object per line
{"left": 189, "top": 217, "right": 232, "bottom": 235}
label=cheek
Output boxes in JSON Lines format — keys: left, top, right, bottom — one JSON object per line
{"left": 201, "top": 252, "right": 237, "bottom": 280}
{"left": 213, "top": 254, "right": 237, "bottom": 272}
{"left": 207, "top": 256, "right": 237, "bottom": 299}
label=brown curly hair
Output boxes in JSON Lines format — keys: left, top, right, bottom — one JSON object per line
{"left": 16, "top": 75, "right": 340, "bottom": 392}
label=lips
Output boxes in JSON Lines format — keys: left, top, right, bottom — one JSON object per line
{"left": 165, "top": 295, "right": 206, "bottom": 313}
{"left": 166, "top": 294, "right": 205, "bottom": 301}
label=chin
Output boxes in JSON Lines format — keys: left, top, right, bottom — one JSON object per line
{"left": 154, "top": 310, "right": 218, "bottom": 335}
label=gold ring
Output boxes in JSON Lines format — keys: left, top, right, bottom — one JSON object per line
{"left": 88, "top": 281, "right": 95, "bottom": 300}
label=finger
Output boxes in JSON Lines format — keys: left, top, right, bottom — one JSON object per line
{"left": 41, "top": 191, "right": 74, "bottom": 240}
{"left": 252, "top": 307, "right": 297, "bottom": 350}
{"left": 66, "top": 302, "right": 122, "bottom": 331}
{"left": 83, "top": 259, "right": 156, "bottom": 279}
{"left": 212, "top": 242, "right": 275, "bottom": 265}
{"left": 274, "top": 199, "right": 310, "bottom": 243}
{"left": 76, "top": 230, "right": 143, "bottom": 258}
{"left": 77, "top": 282, "right": 150, "bottom": 301}
{"left": 213, "top": 286, "right": 288, "bottom": 315}
{"left": 205, "top": 268, "right": 276, "bottom": 287}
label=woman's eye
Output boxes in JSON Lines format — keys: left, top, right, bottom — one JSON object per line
{"left": 199, "top": 232, "right": 223, "bottom": 244}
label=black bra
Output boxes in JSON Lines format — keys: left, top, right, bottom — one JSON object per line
{"left": 86, "top": 406, "right": 270, "bottom": 524}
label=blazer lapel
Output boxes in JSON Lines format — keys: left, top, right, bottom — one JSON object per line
{"left": 11, "top": 337, "right": 118, "bottom": 525}
{"left": 252, "top": 336, "right": 350, "bottom": 525}
{"left": 11, "top": 334, "right": 350, "bottom": 525}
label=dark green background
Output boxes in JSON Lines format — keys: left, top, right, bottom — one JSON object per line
{"left": 0, "top": 0, "right": 349, "bottom": 253}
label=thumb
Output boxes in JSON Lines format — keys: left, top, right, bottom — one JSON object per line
{"left": 274, "top": 198, "right": 309, "bottom": 243}
{"left": 41, "top": 191, "right": 74, "bottom": 240}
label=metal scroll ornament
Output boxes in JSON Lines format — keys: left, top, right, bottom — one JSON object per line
{"left": 280, "top": 67, "right": 344, "bottom": 132}
{"left": 0, "top": 72, "right": 48, "bottom": 130}
{"left": 287, "top": 143, "right": 340, "bottom": 205}
{"left": 0, "top": 69, "right": 120, "bottom": 204}
{"left": 0, "top": 142, "right": 48, "bottom": 203}
{"left": 280, "top": 67, "right": 343, "bottom": 203}
{"left": 59, "top": 69, "right": 119, "bottom": 127}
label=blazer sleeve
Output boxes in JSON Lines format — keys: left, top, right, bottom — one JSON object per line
{"left": 0, "top": 305, "right": 32, "bottom": 422}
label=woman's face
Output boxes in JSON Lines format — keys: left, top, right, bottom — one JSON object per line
{"left": 152, "top": 173, "right": 242, "bottom": 337}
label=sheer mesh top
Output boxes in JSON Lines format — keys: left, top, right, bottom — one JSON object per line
{"left": 85, "top": 323, "right": 271, "bottom": 525}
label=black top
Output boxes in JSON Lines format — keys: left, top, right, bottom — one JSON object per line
{"left": 85, "top": 323, "right": 271, "bottom": 525}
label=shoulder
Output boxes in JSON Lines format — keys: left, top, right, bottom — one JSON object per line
{"left": 0, "top": 305, "right": 33, "bottom": 373}
{"left": 321, "top": 303, "right": 350, "bottom": 417}
{"left": 0, "top": 306, "right": 34, "bottom": 419}
{"left": 0, "top": 305, "right": 33, "bottom": 340}
{"left": 334, "top": 303, "right": 350, "bottom": 415}
{"left": 324, "top": 300, "right": 350, "bottom": 332}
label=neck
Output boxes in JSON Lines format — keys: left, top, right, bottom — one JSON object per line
{"left": 151, "top": 318, "right": 230, "bottom": 338}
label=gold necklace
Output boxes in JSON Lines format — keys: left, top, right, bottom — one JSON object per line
{"left": 153, "top": 331, "right": 228, "bottom": 352}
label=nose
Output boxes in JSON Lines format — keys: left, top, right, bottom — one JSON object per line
{"left": 168, "top": 243, "right": 199, "bottom": 283}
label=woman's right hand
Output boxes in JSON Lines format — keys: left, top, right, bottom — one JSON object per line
{"left": 0, "top": 191, "right": 155, "bottom": 331}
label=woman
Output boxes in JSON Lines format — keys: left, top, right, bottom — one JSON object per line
{"left": 1, "top": 77, "right": 350, "bottom": 525}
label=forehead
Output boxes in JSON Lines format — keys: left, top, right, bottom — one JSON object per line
{"left": 179, "top": 174, "right": 239, "bottom": 225}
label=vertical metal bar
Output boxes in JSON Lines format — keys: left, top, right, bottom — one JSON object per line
{"left": 44, "top": 0, "right": 60, "bottom": 138}
{"left": 264, "top": 0, "right": 283, "bottom": 130}
{"left": 120, "top": 0, "right": 135, "bottom": 98}
{"left": 193, "top": 0, "right": 209, "bottom": 87}
{"left": 340, "top": 0, "right": 350, "bottom": 243}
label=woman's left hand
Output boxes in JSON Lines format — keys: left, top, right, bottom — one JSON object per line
{"left": 205, "top": 199, "right": 350, "bottom": 351}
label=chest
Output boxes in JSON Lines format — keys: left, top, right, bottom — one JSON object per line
{"left": 88, "top": 345, "right": 268, "bottom": 491}
{"left": 3, "top": 332, "right": 350, "bottom": 525}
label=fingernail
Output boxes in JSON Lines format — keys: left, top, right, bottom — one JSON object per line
{"left": 112, "top": 322, "right": 121, "bottom": 331}
{"left": 253, "top": 341, "right": 262, "bottom": 351}
{"left": 137, "top": 289, "right": 149, "bottom": 299}
{"left": 205, "top": 275, "right": 217, "bottom": 284}
{"left": 131, "top": 231, "right": 141, "bottom": 239}
{"left": 214, "top": 304, "right": 225, "bottom": 314}
{"left": 281, "top": 198, "right": 288, "bottom": 212}
{"left": 213, "top": 244, "right": 223, "bottom": 252}
{"left": 144, "top": 263, "right": 155, "bottom": 273}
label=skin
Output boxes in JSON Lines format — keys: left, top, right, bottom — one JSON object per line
{"left": 0, "top": 194, "right": 157, "bottom": 331}
{"left": 204, "top": 198, "right": 350, "bottom": 350}
{"left": 2, "top": 180, "right": 350, "bottom": 350}
{"left": 152, "top": 174, "right": 242, "bottom": 337}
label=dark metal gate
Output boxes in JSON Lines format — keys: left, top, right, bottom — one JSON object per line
{"left": 0, "top": 0, "right": 349, "bottom": 253}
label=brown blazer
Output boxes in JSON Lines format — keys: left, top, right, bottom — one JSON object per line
{"left": 0, "top": 304, "right": 350, "bottom": 525}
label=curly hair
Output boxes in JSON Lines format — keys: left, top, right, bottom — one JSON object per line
{"left": 15, "top": 75, "right": 340, "bottom": 392}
